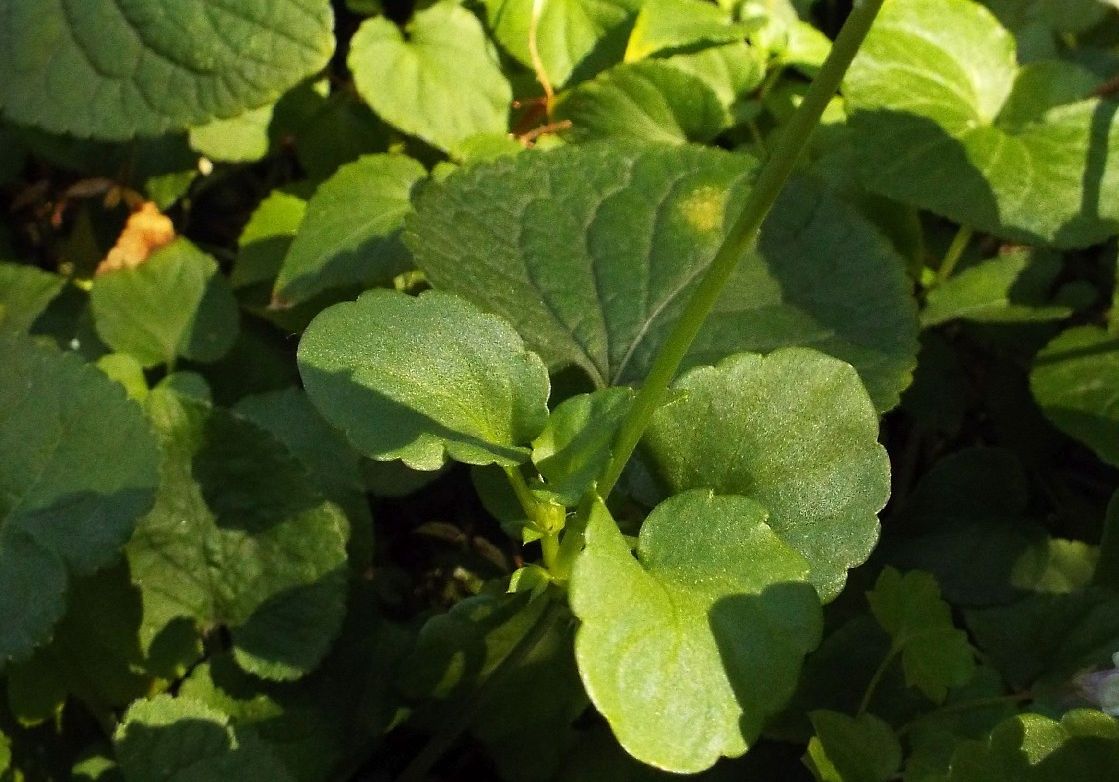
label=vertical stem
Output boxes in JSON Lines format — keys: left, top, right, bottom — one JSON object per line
{"left": 934, "top": 224, "right": 974, "bottom": 285}
{"left": 595, "top": 0, "right": 888, "bottom": 500}
{"left": 858, "top": 646, "right": 901, "bottom": 716}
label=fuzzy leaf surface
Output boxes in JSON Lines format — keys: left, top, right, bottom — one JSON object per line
{"left": 0, "top": 334, "right": 158, "bottom": 670}
{"left": 298, "top": 289, "right": 551, "bottom": 470}
{"left": 348, "top": 2, "right": 511, "bottom": 154}
{"left": 126, "top": 388, "right": 349, "bottom": 681}
{"left": 845, "top": 0, "right": 1119, "bottom": 248}
{"left": 406, "top": 143, "right": 917, "bottom": 410}
{"left": 570, "top": 492, "right": 822, "bottom": 773}
{"left": 91, "top": 239, "right": 239, "bottom": 368}
{"left": 642, "top": 348, "right": 890, "bottom": 600}
{"left": 0, "top": 0, "right": 334, "bottom": 139}
{"left": 273, "top": 154, "right": 426, "bottom": 306}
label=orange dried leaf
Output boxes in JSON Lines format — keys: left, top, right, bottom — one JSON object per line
{"left": 97, "top": 202, "right": 175, "bottom": 275}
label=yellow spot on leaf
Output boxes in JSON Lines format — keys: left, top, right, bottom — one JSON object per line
{"left": 677, "top": 186, "right": 726, "bottom": 235}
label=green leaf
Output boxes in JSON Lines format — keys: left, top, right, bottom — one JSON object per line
{"left": 0, "top": 263, "right": 64, "bottom": 333}
{"left": 298, "top": 289, "right": 551, "bottom": 471}
{"left": 554, "top": 61, "right": 729, "bottom": 143}
{"left": 5, "top": 563, "right": 152, "bottom": 724}
{"left": 126, "top": 389, "right": 349, "bottom": 681}
{"left": 949, "top": 709, "right": 1119, "bottom": 781}
{"left": 233, "top": 387, "right": 373, "bottom": 567}
{"left": 868, "top": 568, "right": 977, "bottom": 703}
{"left": 1030, "top": 326, "right": 1119, "bottom": 467}
{"left": 1095, "top": 491, "right": 1119, "bottom": 591}
{"left": 845, "top": 0, "right": 1119, "bottom": 248}
{"left": 0, "top": 333, "right": 159, "bottom": 670}
{"left": 883, "top": 447, "right": 1051, "bottom": 607}
{"left": 272, "top": 154, "right": 425, "bottom": 307}
{"left": 805, "top": 711, "right": 902, "bottom": 782}
{"left": 0, "top": 0, "right": 335, "bottom": 140}
{"left": 348, "top": 2, "right": 512, "bottom": 155}
{"left": 481, "top": 0, "right": 643, "bottom": 89}
{"left": 965, "top": 588, "right": 1119, "bottom": 691}
{"left": 232, "top": 190, "right": 308, "bottom": 291}
{"left": 661, "top": 42, "right": 765, "bottom": 109}
{"left": 189, "top": 104, "right": 275, "bottom": 164}
{"left": 624, "top": 0, "right": 746, "bottom": 61}
{"left": 179, "top": 597, "right": 409, "bottom": 782}
{"left": 922, "top": 248, "right": 1072, "bottom": 327}
{"left": 0, "top": 728, "right": 8, "bottom": 774}
{"left": 406, "top": 143, "right": 918, "bottom": 411}
{"left": 532, "top": 387, "right": 634, "bottom": 505}
{"left": 642, "top": 348, "right": 890, "bottom": 600}
{"left": 90, "top": 239, "right": 239, "bottom": 368}
{"left": 570, "top": 492, "right": 822, "bottom": 773}
{"left": 114, "top": 694, "right": 294, "bottom": 781}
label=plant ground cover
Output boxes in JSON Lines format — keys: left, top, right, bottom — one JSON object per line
{"left": 2, "top": 0, "right": 1119, "bottom": 779}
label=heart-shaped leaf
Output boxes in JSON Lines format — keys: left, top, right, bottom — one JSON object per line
{"left": 570, "top": 492, "right": 822, "bottom": 773}
{"left": 91, "top": 239, "right": 240, "bottom": 368}
{"left": 845, "top": 0, "right": 1119, "bottom": 248}
{"left": 272, "top": 154, "right": 426, "bottom": 307}
{"left": 348, "top": 2, "right": 511, "bottom": 154}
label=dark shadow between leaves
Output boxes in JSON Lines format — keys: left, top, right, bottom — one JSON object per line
{"left": 709, "top": 582, "right": 822, "bottom": 747}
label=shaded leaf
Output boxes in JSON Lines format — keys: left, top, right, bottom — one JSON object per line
{"left": 0, "top": 0, "right": 335, "bottom": 140}
{"left": 273, "top": 154, "right": 425, "bottom": 306}
{"left": 554, "top": 60, "right": 729, "bottom": 143}
{"left": 949, "top": 709, "right": 1119, "bottom": 781}
{"left": 805, "top": 711, "right": 901, "bottom": 782}
{"left": 0, "top": 334, "right": 159, "bottom": 670}
{"left": 406, "top": 143, "right": 917, "bottom": 410}
{"left": 114, "top": 694, "right": 293, "bottom": 781}
{"left": 570, "top": 492, "right": 822, "bottom": 773}
{"left": 298, "top": 289, "right": 550, "bottom": 470}
{"left": 1031, "top": 326, "right": 1119, "bottom": 466}
{"left": 642, "top": 348, "right": 890, "bottom": 600}
{"left": 0, "top": 263, "right": 65, "bottom": 333}
{"left": 868, "top": 568, "right": 977, "bottom": 703}
{"left": 532, "top": 387, "right": 634, "bottom": 505}
{"left": 126, "top": 389, "right": 349, "bottom": 681}
{"left": 846, "top": 0, "right": 1119, "bottom": 248}
{"left": 91, "top": 239, "right": 239, "bottom": 368}
{"left": 481, "top": 0, "right": 643, "bottom": 89}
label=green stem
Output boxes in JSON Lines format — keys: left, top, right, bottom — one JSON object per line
{"left": 858, "top": 646, "right": 900, "bottom": 716}
{"left": 934, "top": 224, "right": 974, "bottom": 285}
{"left": 396, "top": 598, "right": 564, "bottom": 782}
{"left": 595, "top": 0, "right": 888, "bottom": 500}
{"left": 503, "top": 466, "right": 561, "bottom": 571}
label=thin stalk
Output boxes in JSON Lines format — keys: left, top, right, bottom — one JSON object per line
{"left": 503, "top": 466, "right": 561, "bottom": 570}
{"left": 858, "top": 646, "right": 900, "bottom": 716}
{"left": 595, "top": 0, "right": 888, "bottom": 500}
{"left": 934, "top": 224, "right": 974, "bottom": 285}
{"left": 396, "top": 598, "right": 564, "bottom": 782}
